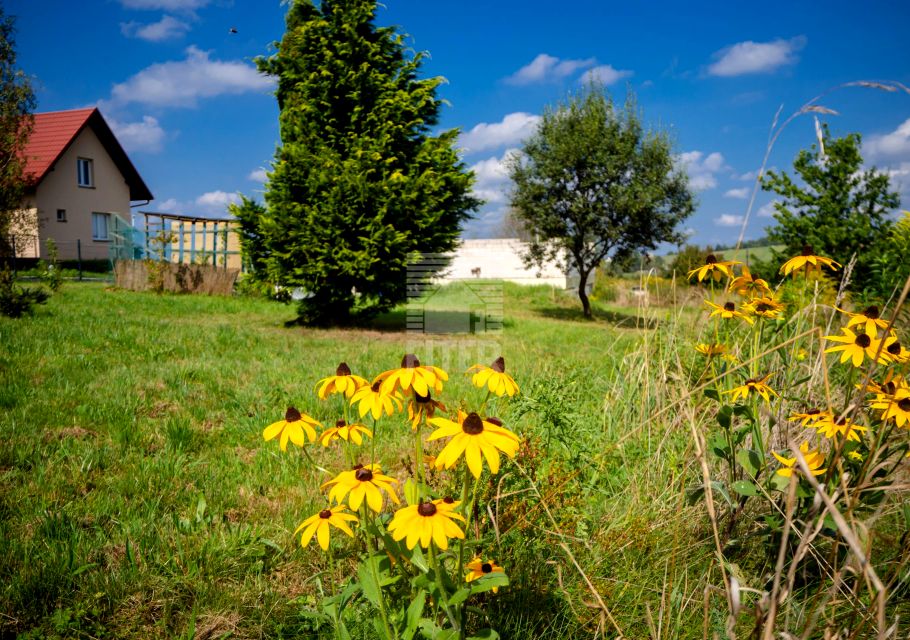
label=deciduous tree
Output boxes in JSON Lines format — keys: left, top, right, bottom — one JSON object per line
{"left": 508, "top": 86, "right": 694, "bottom": 317}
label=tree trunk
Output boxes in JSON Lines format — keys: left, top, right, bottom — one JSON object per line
{"left": 578, "top": 268, "right": 592, "bottom": 318}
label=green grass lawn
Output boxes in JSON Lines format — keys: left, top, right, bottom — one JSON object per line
{"left": 0, "top": 282, "right": 729, "bottom": 638}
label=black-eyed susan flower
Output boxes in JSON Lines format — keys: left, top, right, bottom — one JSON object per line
{"left": 377, "top": 354, "right": 448, "bottom": 397}
{"left": 319, "top": 419, "right": 373, "bottom": 447}
{"left": 882, "top": 334, "right": 910, "bottom": 364}
{"left": 387, "top": 500, "right": 466, "bottom": 550}
{"left": 742, "top": 296, "right": 785, "bottom": 320}
{"left": 779, "top": 244, "right": 840, "bottom": 278}
{"left": 728, "top": 264, "right": 771, "bottom": 298}
{"left": 315, "top": 362, "right": 368, "bottom": 400}
{"left": 350, "top": 380, "right": 403, "bottom": 420}
{"left": 789, "top": 408, "right": 832, "bottom": 428}
{"left": 870, "top": 391, "right": 910, "bottom": 428}
{"left": 824, "top": 328, "right": 886, "bottom": 368}
{"left": 407, "top": 391, "right": 446, "bottom": 430}
{"left": 704, "top": 300, "right": 754, "bottom": 325}
{"left": 772, "top": 441, "right": 826, "bottom": 478}
{"left": 814, "top": 415, "right": 867, "bottom": 442}
{"left": 322, "top": 463, "right": 400, "bottom": 513}
{"left": 467, "top": 357, "right": 519, "bottom": 397}
{"left": 263, "top": 407, "right": 321, "bottom": 451}
{"left": 723, "top": 373, "right": 778, "bottom": 404}
{"left": 837, "top": 305, "right": 890, "bottom": 338}
{"left": 847, "top": 451, "right": 864, "bottom": 462}
{"left": 295, "top": 505, "right": 359, "bottom": 551}
{"left": 465, "top": 557, "right": 505, "bottom": 593}
{"left": 687, "top": 254, "right": 741, "bottom": 283}
{"left": 695, "top": 343, "right": 727, "bottom": 357}
{"left": 428, "top": 412, "right": 521, "bottom": 479}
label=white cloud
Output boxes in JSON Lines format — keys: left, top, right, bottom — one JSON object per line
{"left": 505, "top": 53, "right": 595, "bottom": 85}
{"left": 107, "top": 115, "right": 165, "bottom": 153}
{"left": 469, "top": 149, "right": 517, "bottom": 205}
{"left": 248, "top": 168, "right": 268, "bottom": 183}
{"left": 707, "top": 37, "right": 806, "bottom": 77}
{"left": 678, "top": 151, "right": 726, "bottom": 191}
{"left": 865, "top": 118, "right": 910, "bottom": 161}
{"left": 121, "top": 15, "right": 190, "bottom": 42}
{"left": 107, "top": 46, "right": 273, "bottom": 109}
{"left": 195, "top": 190, "right": 241, "bottom": 214}
{"left": 715, "top": 214, "right": 744, "bottom": 227}
{"left": 724, "top": 187, "right": 750, "bottom": 199}
{"left": 154, "top": 198, "right": 179, "bottom": 213}
{"left": 119, "top": 0, "right": 208, "bottom": 10}
{"left": 885, "top": 162, "right": 910, "bottom": 198}
{"left": 460, "top": 112, "right": 540, "bottom": 153}
{"left": 579, "top": 64, "right": 633, "bottom": 86}
{"left": 757, "top": 201, "right": 779, "bottom": 218}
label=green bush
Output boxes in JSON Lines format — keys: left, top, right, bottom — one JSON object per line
{"left": 0, "top": 266, "right": 49, "bottom": 318}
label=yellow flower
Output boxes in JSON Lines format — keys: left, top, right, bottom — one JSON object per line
{"left": 728, "top": 264, "right": 771, "bottom": 298}
{"left": 319, "top": 420, "right": 373, "bottom": 447}
{"left": 742, "top": 296, "right": 785, "bottom": 320}
{"left": 466, "top": 357, "right": 519, "bottom": 397}
{"left": 824, "top": 327, "right": 886, "bottom": 368}
{"left": 350, "top": 380, "right": 403, "bottom": 420}
{"left": 723, "top": 373, "right": 778, "bottom": 404}
{"left": 869, "top": 389, "right": 910, "bottom": 428}
{"left": 321, "top": 463, "right": 400, "bottom": 513}
{"left": 407, "top": 391, "right": 446, "bottom": 430}
{"left": 376, "top": 354, "right": 448, "bottom": 397}
{"left": 814, "top": 415, "right": 867, "bottom": 442}
{"left": 315, "top": 362, "right": 368, "bottom": 399}
{"left": 772, "top": 441, "right": 826, "bottom": 478}
{"left": 836, "top": 305, "right": 890, "bottom": 338}
{"left": 704, "top": 300, "right": 754, "bottom": 325}
{"left": 847, "top": 451, "right": 864, "bottom": 462}
{"left": 695, "top": 343, "right": 727, "bottom": 357}
{"left": 387, "top": 500, "right": 466, "bottom": 550}
{"left": 263, "top": 407, "right": 321, "bottom": 451}
{"left": 779, "top": 244, "right": 840, "bottom": 278}
{"left": 465, "top": 557, "right": 505, "bottom": 593}
{"left": 686, "top": 254, "right": 741, "bottom": 283}
{"left": 788, "top": 408, "right": 832, "bottom": 428}
{"left": 882, "top": 334, "right": 910, "bottom": 364}
{"left": 294, "top": 505, "right": 358, "bottom": 551}
{"left": 428, "top": 412, "right": 521, "bottom": 479}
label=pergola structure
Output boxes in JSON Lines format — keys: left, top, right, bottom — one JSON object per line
{"left": 135, "top": 211, "right": 243, "bottom": 270}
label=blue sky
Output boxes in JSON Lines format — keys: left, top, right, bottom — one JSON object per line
{"left": 10, "top": 0, "right": 910, "bottom": 246}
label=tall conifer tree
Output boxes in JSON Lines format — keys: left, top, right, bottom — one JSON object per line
{"left": 243, "top": 0, "right": 478, "bottom": 324}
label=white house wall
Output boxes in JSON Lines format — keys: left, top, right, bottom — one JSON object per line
{"left": 436, "top": 238, "right": 569, "bottom": 288}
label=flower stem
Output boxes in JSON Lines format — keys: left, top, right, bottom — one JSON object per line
{"left": 428, "top": 543, "right": 459, "bottom": 633}
{"left": 361, "top": 504, "right": 398, "bottom": 640}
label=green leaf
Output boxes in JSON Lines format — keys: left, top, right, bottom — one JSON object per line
{"left": 704, "top": 388, "right": 721, "bottom": 401}
{"left": 716, "top": 404, "right": 734, "bottom": 429}
{"left": 404, "top": 478, "right": 419, "bottom": 506}
{"left": 357, "top": 554, "right": 391, "bottom": 608}
{"left": 710, "top": 481, "right": 734, "bottom": 509}
{"left": 468, "top": 573, "right": 509, "bottom": 595}
{"left": 447, "top": 587, "right": 471, "bottom": 606}
{"left": 731, "top": 480, "right": 758, "bottom": 497}
{"left": 409, "top": 544, "right": 430, "bottom": 573}
{"left": 708, "top": 431, "right": 731, "bottom": 459}
{"left": 402, "top": 590, "right": 426, "bottom": 640}
{"left": 468, "top": 630, "right": 500, "bottom": 640}
{"left": 735, "top": 448, "right": 762, "bottom": 478}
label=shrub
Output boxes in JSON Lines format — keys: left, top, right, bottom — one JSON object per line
{"left": 0, "top": 265, "right": 49, "bottom": 317}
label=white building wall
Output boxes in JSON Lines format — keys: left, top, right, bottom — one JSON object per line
{"left": 437, "top": 238, "right": 569, "bottom": 288}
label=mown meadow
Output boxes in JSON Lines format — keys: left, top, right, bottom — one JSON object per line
{"left": 2, "top": 267, "right": 909, "bottom": 638}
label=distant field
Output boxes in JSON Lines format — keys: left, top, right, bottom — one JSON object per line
{"left": 660, "top": 244, "right": 785, "bottom": 267}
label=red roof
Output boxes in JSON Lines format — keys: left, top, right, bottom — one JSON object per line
{"left": 21, "top": 108, "right": 153, "bottom": 201}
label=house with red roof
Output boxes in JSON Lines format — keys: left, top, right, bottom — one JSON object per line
{"left": 14, "top": 108, "right": 153, "bottom": 261}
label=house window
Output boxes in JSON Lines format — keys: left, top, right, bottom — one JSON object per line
{"left": 56, "top": 209, "right": 67, "bottom": 222}
{"left": 92, "top": 212, "right": 110, "bottom": 241}
{"left": 77, "top": 158, "right": 93, "bottom": 187}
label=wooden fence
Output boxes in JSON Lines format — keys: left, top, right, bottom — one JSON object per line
{"left": 114, "top": 260, "right": 239, "bottom": 295}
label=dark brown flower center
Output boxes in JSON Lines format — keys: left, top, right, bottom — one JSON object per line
{"left": 855, "top": 334, "right": 871, "bottom": 348}
{"left": 887, "top": 341, "right": 901, "bottom": 355}
{"left": 882, "top": 382, "right": 897, "bottom": 395}
{"left": 801, "top": 244, "right": 813, "bottom": 256}
{"left": 462, "top": 412, "right": 484, "bottom": 435}
{"left": 355, "top": 468, "right": 373, "bottom": 482}
{"left": 705, "top": 254, "right": 717, "bottom": 264}
{"left": 724, "top": 302, "right": 735, "bottom": 312}
{"left": 442, "top": 496, "right": 455, "bottom": 504}
{"left": 336, "top": 419, "right": 346, "bottom": 428}
{"left": 745, "top": 378, "right": 759, "bottom": 385}
{"left": 319, "top": 509, "right": 332, "bottom": 519}
{"left": 415, "top": 391, "right": 432, "bottom": 404}
{"left": 864, "top": 306, "right": 880, "bottom": 320}
{"left": 836, "top": 417, "right": 848, "bottom": 426}
{"left": 336, "top": 362, "right": 352, "bottom": 376}
{"left": 401, "top": 354, "right": 420, "bottom": 368}
{"left": 897, "top": 398, "right": 910, "bottom": 411}
{"left": 352, "top": 463, "right": 364, "bottom": 470}
{"left": 756, "top": 303, "right": 772, "bottom": 313}
{"left": 285, "top": 407, "right": 302, "bottom": 422}
{"left": 371, "top": 380, "right": 382, "bottom": 392}
{"left": 481, "top": 562, "right": 493, "bottom": 573}
{"left": 806, "top": 408, "right": 820, "bottom": 415}
{"left": 417, "top": 502, "right": 437, "bottom": 517}
{"left": 492, "top": 356, "right": 505, "bottom": 373}
{"left": 486, "top": 417, "right": 503, "bottom": 426}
